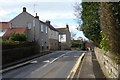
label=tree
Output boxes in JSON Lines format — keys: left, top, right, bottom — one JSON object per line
{"left": 100, "top": 2, "right": 120, "bottom": 56}
{"left": 74, "top": 2, "right": 101, "bottom": 47}
{"left": 9, "top": 32, "right": 27, "bottom": 41}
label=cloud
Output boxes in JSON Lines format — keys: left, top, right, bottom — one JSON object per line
{"left": 0, "top": 0, "right": 87, "bottom": 40}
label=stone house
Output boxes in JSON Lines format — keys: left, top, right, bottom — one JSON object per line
{"left": 56, "top": 24, "right": 71, "bottom": 50}
{"left": 45, "top": 21, "right": 59, "bottom": 50}
{"left": 10, "top": 7, "right": 59, "bottom": 52}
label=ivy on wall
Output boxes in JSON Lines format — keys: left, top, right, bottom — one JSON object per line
{"left": 75, "top": 2, "right": 120, "bottom": 56}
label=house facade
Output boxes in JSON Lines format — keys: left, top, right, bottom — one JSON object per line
{"left": 1, "top": 7, "right": 72, "bottom": 51}
{"left": 46, "top": 21, "right": 59, "bottom": 50}
{"left": 56, "top": 24, "right": 71, "bottom": 50}
{"left": 10, "top": 7, "right": 49, "bottom": 52}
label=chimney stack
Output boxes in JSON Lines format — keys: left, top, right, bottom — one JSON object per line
{"left": 66, "top": 24, "right": 69, "bottom": 29}
{"left": 35, "top": 13, "right": 39, "bottom": 19}
{"left": 46, "top": 20, "right": 51, "bottom": 25}
{"left": 23, "top": 7, "right": 26, "bottom": 12}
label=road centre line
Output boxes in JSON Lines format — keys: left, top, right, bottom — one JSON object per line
{"left": 42, "top": 53, "right": 67, "bottom": 67}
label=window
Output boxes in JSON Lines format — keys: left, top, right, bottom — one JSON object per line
{"left": 42, "top": 46, "right": 44, "bottom": 50}
{"left": 59, "top": 34, "right": 66, "bottom": 42}
{"left": 47, "top": 46, "right": 49, "bottom": 49}
{"left": 46, "top": 26, "right": 48, "bottom": 33}
{"left": 51, "top": 30, "right": 52, "bottom": 35}
{"left": 27, "top": 23, "right": 31, "bottom": 29}
{"left": 41, "top": 25, "right": 43, "bottom": 32}
{"left": 33, "top": 20, "right": 35, "bottom": 27}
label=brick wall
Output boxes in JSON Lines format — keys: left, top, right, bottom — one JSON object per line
{"left": 94, "top": 47, "right": 120, "bottom": 78}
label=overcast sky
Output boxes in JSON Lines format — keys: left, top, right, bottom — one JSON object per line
{"left": 0, "top": 0, "right": 88, "bottom": 40}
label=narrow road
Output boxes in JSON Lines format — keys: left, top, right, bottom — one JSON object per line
{"left": 3, "top": 50, "right": 85, "bottom": 79}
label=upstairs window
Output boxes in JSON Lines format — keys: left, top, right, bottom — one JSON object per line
{"left": 33, "top": 20, "right": 35, "bottom": 27}
{"left": 27, "top": 23, "right": 31, "bottom": 29}
{"left": 41, "top": 25, "right": 43, "bottom": 32}
{"left": 46, "top": 26, "right": 48, "bottom": 33}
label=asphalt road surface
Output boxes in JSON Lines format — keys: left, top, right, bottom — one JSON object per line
{"left": 2, "top": 50, "right": 85, "bottom": 79}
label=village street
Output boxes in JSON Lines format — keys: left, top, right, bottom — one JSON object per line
{"left": 3, "top": 51, "right": 85, "bottom": 79}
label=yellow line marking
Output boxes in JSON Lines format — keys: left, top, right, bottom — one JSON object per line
{"left": 66, "top": 53, "right": 85, "bottom": 80}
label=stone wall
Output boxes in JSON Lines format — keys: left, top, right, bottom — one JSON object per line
{"left": 94, "top": 47, "right": 120, "bottom": 78}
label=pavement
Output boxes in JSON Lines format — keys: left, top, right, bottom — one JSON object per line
{"left": 77, "top": 51, "right": 106, "bottom": 79}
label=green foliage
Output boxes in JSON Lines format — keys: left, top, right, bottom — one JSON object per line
{"left": 100, "top": 32, "right": 108, "bottom": 51}
{"left": 2, "top": 40, "right": 26, "bottom": 44}
{"left": 100, "top": 2, "right": 120, "bottom": 55}
{"left": 9, "top": 32, "right": 27, "bottom": 41}
{"left": 81, "top": 2, "right": 101, "bottom": 47}
{"left": 110, "top": 2, "right": 120, "bottom": 25}
{"left": 72, "top": 42, "right": 81, "bottom": 47}
{"left": 81, "top": 41, "right": 87, "bottom": 50}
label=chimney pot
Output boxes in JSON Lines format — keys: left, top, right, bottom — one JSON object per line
{"left": 23, "top": 7, "right": 26, "bottom": 12}
{"left": 66, "top": 24, "right": 69, "bottom": 28}
{"left": 35, "top": 13, "right": 39, "bottom": 19}
{"left": 46, "top": 20, "right": 50, "bottom": 25}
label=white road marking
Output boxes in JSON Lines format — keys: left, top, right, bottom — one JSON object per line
{"left": 43, "top": 60, "right": 50, "bottom": 63}
{"left": 50, "top": 54, "right": 66, "bottom": 64}
{"left": 42, "top": 53, "right": 67, "bottom": 68}
{"left": 30, "top": 60, "right": 38, "bottom": 64}
{"left": 42, "top": 63, "right": 49, "bottom": 67}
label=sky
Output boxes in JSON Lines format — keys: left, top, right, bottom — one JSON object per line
{"left": 0, "top": 0, "right": 88, "bottom": 40}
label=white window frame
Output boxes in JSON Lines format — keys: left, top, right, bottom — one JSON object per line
{"left": 27, "top": 23, "right": 31, "bottom": 29}
{"left": 41, "top": 24, "right": 43, "bottom": 32}
{"left": 46, "top": 26, "right": 48, "bottom": 33}
{"left": 33, "top": 20, "right": 35, "bottom": 27}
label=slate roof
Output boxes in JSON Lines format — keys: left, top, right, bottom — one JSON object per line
{"left": 10, "top": 9, "right": 58, "bottom": 32}
{"left": 56, "top": 28, "right": 67, "bottom": 34}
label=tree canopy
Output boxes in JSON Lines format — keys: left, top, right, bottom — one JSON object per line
{"left": 81, "top": 2, "right": 101, "bottom": 46}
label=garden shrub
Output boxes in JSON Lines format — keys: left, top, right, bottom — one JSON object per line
{"left": 9, "top": 32, "right": 27, "bottom": 41}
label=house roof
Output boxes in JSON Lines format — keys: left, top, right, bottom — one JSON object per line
{"left": 0, "top": 22, "right": 10, "bottom": 29}
{"left": 10, "top": 7, "right": 58, "bottom": 32}
{"left": 56, "top": 28, "right": 67, "bottom": 34}
{"left": 3, "top": 27, "right": 26, "bottom": 38}
{"left": 46, "top": 24, "right": 58, "bottom": 32}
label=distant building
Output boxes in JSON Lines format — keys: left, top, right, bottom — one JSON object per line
{"left": 45, "top": 21, "right": 59, "bottom": 50}
{"left": 56, "top": 24, "right": 71, "bottom": 50}
{"left": 9, "top": 7, "right": 59, "bottom": 52}
{"left": 85, "top": 41, "right": 94, "bottom": 50}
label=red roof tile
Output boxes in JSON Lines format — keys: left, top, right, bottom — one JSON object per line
{"left": 0, "top": 22, "right": 10, "bottom": 29}
{"left": 3, "top": 27, "right": 26, "bottom": 38}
